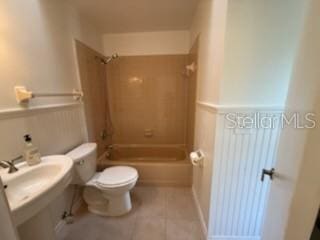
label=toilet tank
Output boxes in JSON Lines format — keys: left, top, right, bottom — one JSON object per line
{"left": 66, "top": 143, "right": 97, "bottom": 184}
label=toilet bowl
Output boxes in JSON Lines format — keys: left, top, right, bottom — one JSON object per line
{"left": 83, "top": 166, "right": 138, "bottom": 216}
{"left": 66, "top": 143, "right": 138, "bottom": 216}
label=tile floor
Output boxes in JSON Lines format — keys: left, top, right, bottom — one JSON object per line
{"left": 57, "top": 187, "right": 204, "bottom": 240}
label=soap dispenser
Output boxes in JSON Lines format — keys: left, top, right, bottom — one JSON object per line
{"left": 23, "top": 134, "right": 41, "bottom": 166}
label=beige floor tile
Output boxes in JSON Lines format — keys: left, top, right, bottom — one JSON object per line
{"left": 132, "top": 217, "right": 166, "bottom": 240}
{"left": 57, "top": 187, "right": 201, "bottom": 240}
{"left": 60, "top": 211, "right": 136, "bottom": 240}
{"left": 59, "top": 213, "right": 105, "bottom": 240}
{"left": 166, "top": 219, "right": 203, "bottom": 240}
{"left": 96, "top": 219, "right": 135, "bottom": 240}
{"left": 132, "top": 187, "right": 166, "bottom": 218}
{"left": 166, "top": 187, "right": 198, "bottom": 220}
{"left": 133, "top": 186, "right": 167, "bottom": 202}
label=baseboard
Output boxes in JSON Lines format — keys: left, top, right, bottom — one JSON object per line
{"left": 208, "top": 236, "right": 260, "bottom": 240}
{"left": 192, "top": 186, "right": 208, "bottom": 240}
{"left": 54, "top": 198, "right": 83, "bottom": 235}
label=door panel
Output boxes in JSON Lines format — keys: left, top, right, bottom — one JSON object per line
{"left": 262, "top": 0, "right": 320, "bottom": 239}
{"left": 208, "top": 113, "right": 281, "bottom": 239}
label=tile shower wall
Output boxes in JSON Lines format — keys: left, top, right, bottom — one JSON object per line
{"left": 76, "top": 41, "right": 111, "bottom": 157}
{"left": 186, "top": 39, "right": 199, "bottom": 152}
{"left": 106, "top": 55, "right": 190, "bottom": 144}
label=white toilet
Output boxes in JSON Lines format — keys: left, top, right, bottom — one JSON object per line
{"left": 66, "top": 143, "right": 138, "bottom": 216}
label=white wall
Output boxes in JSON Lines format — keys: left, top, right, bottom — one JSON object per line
{"left": 190, "top": 0, "right": 227, "bottom": 104}
{"left": 103, "top": 31, "right": 190, "bottom": 56}
{"left": 190, "top": 0, "right": 228, "bottom": 237}
{"left": 220, "top": 0, "right": 307, "bottom": 106}
{"left": 0, "top": 0, "right": 103, "bottom": 110}
{"left": 0, "top": 0, "right": 103, "bottom": 231}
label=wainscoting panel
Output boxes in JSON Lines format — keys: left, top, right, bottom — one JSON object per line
{"left": 24, "top": 106, "right": 86, "bottom": 155}
{"left": 0, "top": 104, "right": 86, "bottom": 160}
{"left": 209, "top": 111, "right": 282, "bottom": 239}
{"left": 209, "top": 236, "right": 260, "bottom": 240}
{"left": 0, "top": 103, "right": 86, "bottom": 226}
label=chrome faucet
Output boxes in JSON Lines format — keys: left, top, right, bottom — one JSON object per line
{"left": 0, "top": 156, "right": 23, "bottom": 174}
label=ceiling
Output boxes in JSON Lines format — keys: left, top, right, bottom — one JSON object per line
{"left": 68, "top": 0, "right": 200, "bottom": 34}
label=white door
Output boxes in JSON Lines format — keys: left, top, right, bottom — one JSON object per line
{"left": 261, "top": 121, "right": 311, "bottom": 240}
{"left": 262, "top": 0, "right": 320, "bottom": 239}
{"left": 0, "top": 178, "right": 20, "bottom": 240}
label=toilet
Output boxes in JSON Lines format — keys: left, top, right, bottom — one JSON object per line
{"left": 66, "top": 143, "right": 138, "bottom": 216}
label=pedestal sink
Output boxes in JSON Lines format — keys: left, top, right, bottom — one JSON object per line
{"left": 0, "top": 155, "right": 74, "bottom": 240}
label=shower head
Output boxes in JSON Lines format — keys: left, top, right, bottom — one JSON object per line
{"left": 105, "top": 53, "right": 119, "bottom": 64}
{"left": 183, "top": 62, "right": 197, "bottom": 77}
{"left": 95, "top": 53, "right": 119, "bottom": 65}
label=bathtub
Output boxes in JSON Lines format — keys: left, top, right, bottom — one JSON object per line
{"left": 98, "top": 144, "right": 192, "bottom": 187}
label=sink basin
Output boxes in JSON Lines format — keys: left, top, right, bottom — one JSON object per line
{"left": 0, "top": 155, "right": 73, "bottom": 225}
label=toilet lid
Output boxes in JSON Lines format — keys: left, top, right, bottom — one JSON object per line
{"left": 96, "top": 166, "right": 138, "bottom": 188}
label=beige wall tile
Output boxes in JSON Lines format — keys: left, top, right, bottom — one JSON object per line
{"left": 76, "top": 41, "right": 112, "bottom": 156}
{"left": 186, "top": 38, "right": 199, "bottom": 152}
{"left": 107, "top": 55, "right": 190, "bottom": 145}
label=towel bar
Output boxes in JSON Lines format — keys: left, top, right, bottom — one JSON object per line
{"left": 14, "top": 86, "right": 83, "bottom": 103}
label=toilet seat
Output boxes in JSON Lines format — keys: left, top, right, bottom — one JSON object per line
{"left": 97, "top": 166, "right": 138, "bottom": 188}
{"left": 86, "top": 166, "right": 138, "bottom": 189}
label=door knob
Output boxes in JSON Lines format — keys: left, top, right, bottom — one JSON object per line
{"left": 261, "top": 168, "right": 275, "bottom": 182}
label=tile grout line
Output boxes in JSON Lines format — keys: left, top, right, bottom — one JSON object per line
{"left": 164, "top": 187, "right": 168, "bottom": 240}
{"left": 130, "top": 191, "right": 139, "bottom": 240}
